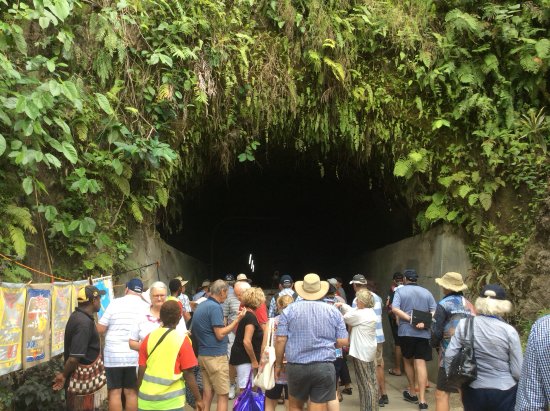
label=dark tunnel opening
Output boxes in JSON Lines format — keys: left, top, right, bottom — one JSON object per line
{"left": 159, "top": 154, "right": 413, "bottom": 288}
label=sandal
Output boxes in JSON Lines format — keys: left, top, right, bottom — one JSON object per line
{"left": 388, "top": 368, "right": 402, "bottom": 376}
{"left": 342, "top": 387, "right": 352, "bottom": 395}
{"left": 338, "top": 394, "right": 343, "bottom": 402}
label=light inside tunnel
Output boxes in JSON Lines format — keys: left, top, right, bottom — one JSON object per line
{"left": 159, "top": 153, "right": 414, "bottom": 287}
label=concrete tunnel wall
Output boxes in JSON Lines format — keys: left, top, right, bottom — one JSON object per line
{"left": 353, "top": 223, "right": 472, "bottom": 380}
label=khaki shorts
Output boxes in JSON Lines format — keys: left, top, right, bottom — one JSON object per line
{"left": 375, "top": 343, "right": 384, "bottom": 366}
{"left": 199, "top": 355, "right": 230, "bottom": 395}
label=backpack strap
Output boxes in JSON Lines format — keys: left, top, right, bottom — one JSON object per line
{"left": 148, "top": 328, "right": 174, "bottom": 357}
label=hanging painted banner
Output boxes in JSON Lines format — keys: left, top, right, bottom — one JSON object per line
{"left": 51, "top": 282, "right": 73, "bottom": 356}
{"left": 71, "top": 280, "right": 88, "bottom": 312}
{"left": 92, "top": 276, "right": 114, "bottom": 319}
{"left": 23, "top": 284, "right": 52, "bottom": 369}
{"left": 0, "top": 283, "right": 26, "bottom": 376}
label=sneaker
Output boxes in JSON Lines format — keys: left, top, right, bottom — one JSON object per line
{"left": 403, "top": 390, "right": 419, "bottom": 403}
{"left": 381, "top": 394, "right": 389, "bottom": 404}
{"left": 419, "top": 402, "right": 428, "bottom": 409}
{"left": 378, "top": 397, "right": 385, "bottom": 407}
{"left": 228, "top": 383, "right": 236, "bottom": 400}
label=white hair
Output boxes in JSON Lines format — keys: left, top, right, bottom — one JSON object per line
{"left": 149, "top": 281, "right": 167, "bottom": 292}
{"left": 210, "top": 279, "right": 228, "bottom": 296}
{"left": 234, "top": 280, "right": 251, "bottom": 296}
{"left": 474, "top": 297, "right": 512, "bottom": 316}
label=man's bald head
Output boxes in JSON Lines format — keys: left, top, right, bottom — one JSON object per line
{"left": 234, "top": 281, "right": 251, "bottom": 301}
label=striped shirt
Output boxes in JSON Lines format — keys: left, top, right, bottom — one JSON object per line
{"left": 276, "top": 299, "right": 348, "bottom": 364}
{"left": 268, "top": 287, "right": 297, "bottom": 318}
{"left": 352, "top": 292, "right": 385, "bottom": 343}
{"left": 515, "top": 314, "right": 550, "bottom": 411}
{"left": 99, "top": 294, "right": 149, "bottom": 367}
{"left": 178, "top": 293, "right": 192, "bottom": 313}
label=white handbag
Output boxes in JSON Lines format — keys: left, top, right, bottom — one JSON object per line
{"left": 253, "top": 318, "right": 276, "bottom": 390}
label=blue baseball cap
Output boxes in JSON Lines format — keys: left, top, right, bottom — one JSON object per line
{"left": 403, "top": 269, "right": 418, "bottom": 280}
{"left": 480, "top": 284, "right": 507, "bottom": 300}
{"left": 280, "top": 274, "right": 293, "bottom": 285}
{"left": 126, "top": 278, "right": 143, "bottom": 293}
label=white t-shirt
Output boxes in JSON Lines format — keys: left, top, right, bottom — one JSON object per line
{"left": 340, "top": 304, "right": 377, "bottom": 362}
{"left": 129, "top": 313, "right": 161, "bottom": 343}
{"left": 99, "top": 294, "right": 149, "bottom": 367}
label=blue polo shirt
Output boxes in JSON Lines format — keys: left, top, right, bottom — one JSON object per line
{"left": 393, "top": 284, "right": 436, "bottom": 339}
{"left": 192, "top": 296, "right": 227, "bottom": 356}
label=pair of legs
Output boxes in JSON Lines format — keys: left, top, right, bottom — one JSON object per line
{"left": 435, "top": 366, "right": 458, "bottom": 411}
{"left": 287, "top": 362, "right": 335, "bottom": 411}
{"left": 352, "top": 357, "right": 378, "bottom": 411}
{"left": 105, "top": 366, "right": 138, "bottom": 411}
{"left": 199, "top": 355, "right": 230, "bottom": 411}
{"left": 375, "top": 344, "right": 387, "bottom": 400}
{"left": 265, "top": 384, "right": 289, "bottom": 411}
{"left": 400, "top": 336, "right": 432, "bottom": 405}
{"left": 389, "top": 316, "right": 403, "bottom": 375}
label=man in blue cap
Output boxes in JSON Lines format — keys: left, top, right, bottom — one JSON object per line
{"left": 392, "top": 269, "right": 437, "bottom": 410}
{"left": 268, "top": 274, "right": 297, "bottom": 318}
{"left": 97, "top": 278, "right": 149, "bottom": 411}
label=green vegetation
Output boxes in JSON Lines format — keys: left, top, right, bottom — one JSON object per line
{"left": 0, "top": 0, "right": 548, "bottom": 311}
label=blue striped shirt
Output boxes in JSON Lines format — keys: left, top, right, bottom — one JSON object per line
{"left": 276, "top": 299, "right": 348, "bottom": 364}
{"left": 515, "top": 314, "right": 550, "bottom": 411}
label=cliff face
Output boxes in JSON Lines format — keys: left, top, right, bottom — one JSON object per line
{"left": 513, "top": 183, "right": 550, "bottom": 322}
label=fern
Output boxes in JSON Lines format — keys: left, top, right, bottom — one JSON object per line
{"left": 108, "top": 174, "right": 130, "bottom": 196}
{"left": 5, "top": 205, "right": 36, "bottom": 233}
{"left": 8, "top": 224, "right": 26, "bottom": 257}
{"left": 130, "top": 200, "right": 144, "bottom": 223}
{"left": 156, "top": 187, "right": 169, "bottom": 207}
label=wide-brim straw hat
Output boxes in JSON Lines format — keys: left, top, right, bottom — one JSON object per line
{"left": 295, "top": 273, "right": 330, "bottom": 301}
{"left": 435, "top": 272, "right": 468, "bottom": 292}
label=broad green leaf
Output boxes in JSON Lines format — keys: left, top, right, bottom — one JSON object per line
{"left": 95, "top": 93, "right": 114, "bottom": 115}
{"left": 46, "top": 59, "right": 56, "bottom": 72}
{"left": 54, "top": 117, "right": 71, "bottom": 137}
{"left": 39, "top": 16, "right": 51, "bottom": 29}
{"left": 44, "top": 205, "right": 58, "bottom": 222}
{"left": 22, "top": 177, "right": 33, "bottom": 195}
{"left": 47, "top": 0, "right": 71, "bottom": 21}
{"left": 0, "top": 134, "right": 5, "bottom": 156}
{"left": 68, "top": 219, "right": 80, "bottom": 231}
{"left": 49, "top": 80, "right": 61, "bottom": 96}
{"left": 111, "top": 159, "right": 123, "bottom": 175}
{"left": 79, "top": 217, "right": 96, "bottom": 235}
{"left": 0, "top": 109, "right": 11, "bottom": 126}
{"left": 61, "top": 141, "right": 78, "bottom": 164}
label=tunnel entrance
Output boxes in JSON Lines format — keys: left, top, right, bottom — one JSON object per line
{"left": 159, "top": 149, "right": 413, "bottom": 287}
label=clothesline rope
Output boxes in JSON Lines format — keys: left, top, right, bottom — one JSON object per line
{"left": 0, "top": 253, "right": 160, "bottom": 288}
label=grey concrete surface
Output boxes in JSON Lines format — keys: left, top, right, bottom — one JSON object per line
{"left": 191, "top": 364, "right": 464, "bottom": 410}
{"left": 352, "top": 223, "right": 472, "bottom": 379}
{"left": 123, "top": 228, "right": 209, "bottom": 295}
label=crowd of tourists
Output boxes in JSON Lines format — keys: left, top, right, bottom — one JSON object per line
{"left": 53, "top": 270, "right": 549, "bottom": 411}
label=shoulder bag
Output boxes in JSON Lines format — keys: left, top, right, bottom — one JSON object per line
{"left": 253, "top": 318, "right": 276, "bottom": 390}
{"left": 447, "top": 316, "right": 477, "bottom": 388}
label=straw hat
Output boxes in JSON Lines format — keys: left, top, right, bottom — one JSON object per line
{"left": 295, "top": 273, "right": 330, "bottom": 301}
{"left": 435, "top": 272, "right": 468, "bottom": 292}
